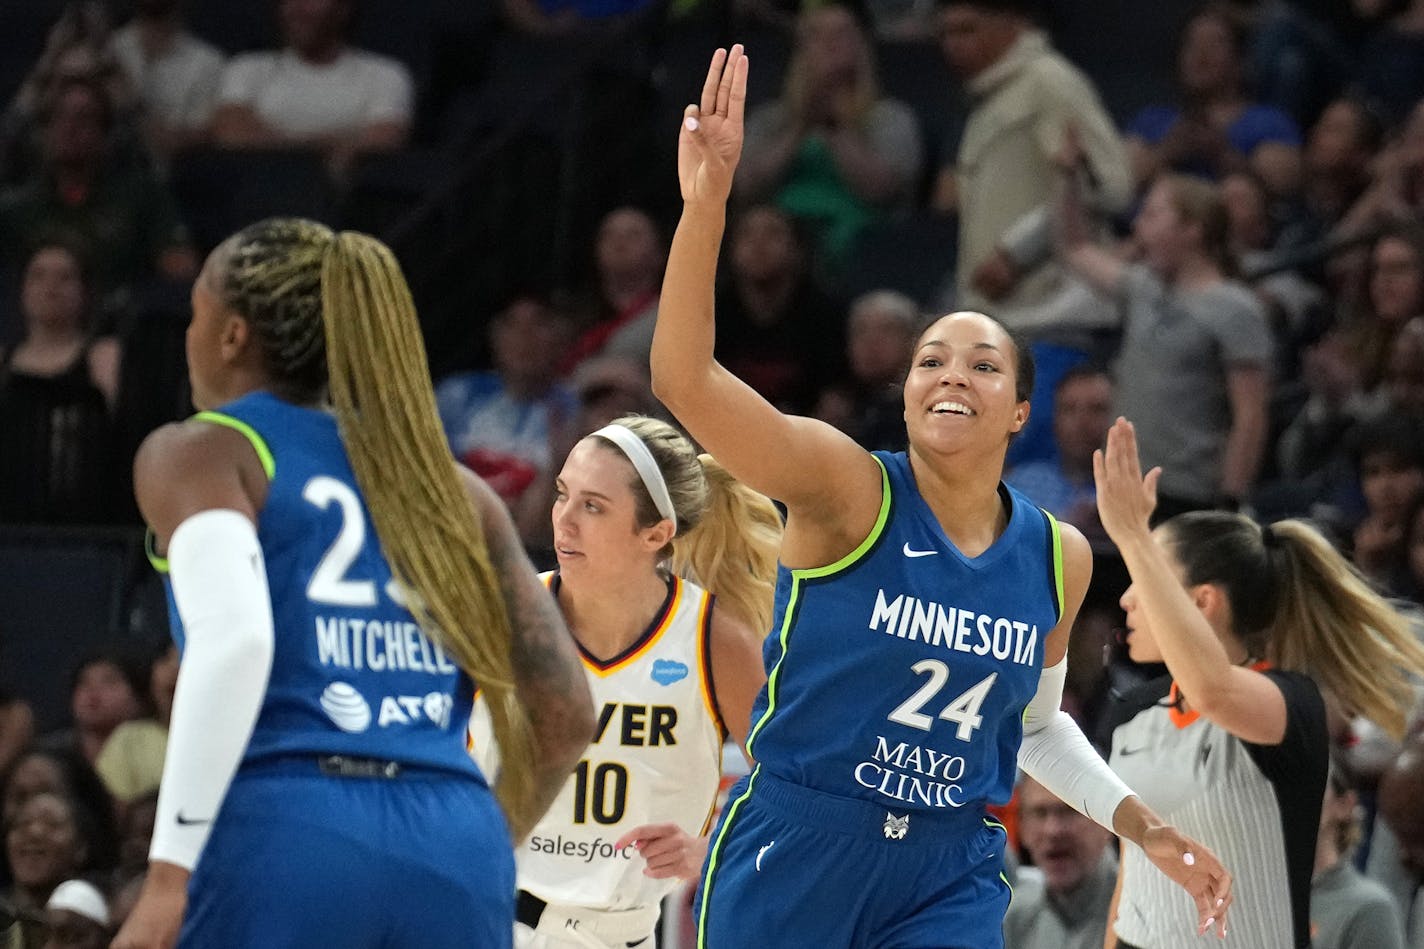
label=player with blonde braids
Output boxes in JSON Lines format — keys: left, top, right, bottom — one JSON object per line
{"left": 470, "top": 414, "right": 781, "bottom": 948}
{"left": 114, "top": 217, "right": 594, "bottom": 949}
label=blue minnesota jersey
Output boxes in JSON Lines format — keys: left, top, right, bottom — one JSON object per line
{"left": 156, "top": 391, "right": 483, "bottom": 780}
{"left": 744, "top": 451, "right": 1063, "bottom": 814}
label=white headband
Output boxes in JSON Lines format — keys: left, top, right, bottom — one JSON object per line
{"left": 592, "top": 424, "right": 677, "bottom": 528}
{"left": 46, "top": 879, "right": 111, "bottom": 926}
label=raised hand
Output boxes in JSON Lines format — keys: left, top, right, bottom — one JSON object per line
{"left": 678, "top": 45, "right": 749, "bottom": 206}
{"left": 1092, "top": 417, "right": 1159, "bottom": 546}
{"left": 1138, "top": 823, "right": 1233, "bottom": 939}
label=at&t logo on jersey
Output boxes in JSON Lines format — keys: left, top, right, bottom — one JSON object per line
{"left": 319, "top": 682, "right": 453, "bottom": 732}
{"left": 320, "top": 682, "right": 371, "bottom": 732}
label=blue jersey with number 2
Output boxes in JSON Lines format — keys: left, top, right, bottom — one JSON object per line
{"left": 159, "top": 391, "right": 482, "bottom": 779}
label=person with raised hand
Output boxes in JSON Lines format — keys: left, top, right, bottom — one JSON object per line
{"left": 651, "top": 45, "right": 1233, "bottom": 949}
{"left": 1094, "top": 416, "right": 1424, "bottom": 949}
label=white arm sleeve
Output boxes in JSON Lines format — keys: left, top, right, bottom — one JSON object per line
{"left": 1017, "top": 656, "right": 1134, "bottom": 832}
{"left": 149, "top": 509, "right": 275, "bottom": 870}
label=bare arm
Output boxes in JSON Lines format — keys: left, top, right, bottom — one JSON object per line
{"left": 1053, "top": 133, "right": 1127, "bottom": 297}
{"left": 653, "top": 46, "right": 883, "bottom": 566}
{"left": 1218, "top": 364, "right": 1270, "bottom": 503}
{"left": 1094, "top": 418, "right": 1288, "bottom": 745}
{"left": 708, "top": 605, "right": 767, "bottom": 762}
{"left": 458, "top": 467, "right": 594, "bottom": 828}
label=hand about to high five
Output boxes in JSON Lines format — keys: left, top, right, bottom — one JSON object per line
{"left": 679, "top": 45, "right": 749, "bottom": 207}
{"left": 1092, "top": 417, "right": 1159, "bottom": 548}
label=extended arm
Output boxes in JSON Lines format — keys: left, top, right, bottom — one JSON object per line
{"left": 115, "top": 421, "right": 274, "bottom": 949}
{"left": 1094, "top": 418, "right": 1287, "bottom": 745}
{"left": 1016, "top": 521, "right": 1232, "bottom": 938}
{"left": 652, "top": 46, "right": 883, "bottom": 564}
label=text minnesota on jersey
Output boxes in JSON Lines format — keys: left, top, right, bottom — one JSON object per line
{"left": 855, "top": 588, "right": 1041, "bottom": 809}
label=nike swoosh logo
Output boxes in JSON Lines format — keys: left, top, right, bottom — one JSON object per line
{"left": 176, "top": 812, "right": 211, "bottom": 826}
{"left": 1117, "top": 746, "right": 1146, "bottom": 757}
{"left": 902, "top": 543, "right": 938, "bottom": 558}
{"left": 756, "top": 841, "right": 775, "bottom": 871}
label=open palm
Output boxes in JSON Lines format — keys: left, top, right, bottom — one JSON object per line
{"left": 678, "top": 45, "right": 749, "bottom": 205}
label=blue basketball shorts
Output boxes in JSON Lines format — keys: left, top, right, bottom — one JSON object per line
{"left": 693, "top": 769, "right": 1011, "bottom": 949}
{"left": 180, "top": 757, "right": 515, "bottom": 949}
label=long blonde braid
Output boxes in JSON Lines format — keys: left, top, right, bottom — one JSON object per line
{"left": 216, "top": 218, "right": 539, "bottom": 835}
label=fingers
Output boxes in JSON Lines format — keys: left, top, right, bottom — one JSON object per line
{"left": 700, "top": 48, "right": 727, "bottom": 115}
{"left": 717, "top": 43, "right": 740, "bottom": 116}
{"left": 728, "top": 49, "right": 749, "bottom": 126}
{"left": 614, "top": 822, "right": 675, "bottom": 850}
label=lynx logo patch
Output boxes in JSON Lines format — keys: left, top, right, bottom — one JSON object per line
{"left": 883, "top": 813, "right": 909, "bottom": 840}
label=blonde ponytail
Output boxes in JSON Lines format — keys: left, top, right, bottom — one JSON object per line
{"left": 670, "top": 455, "right": 783, "bottom": 634}
{"left": 320, "top": 232, "right": 541, "bottom": 837}
{"left": 1268, "top": 520, "right": 1424, "bottom": 740}
{"left": 1165, "top": 510, "right": 1424, "bottom": 741}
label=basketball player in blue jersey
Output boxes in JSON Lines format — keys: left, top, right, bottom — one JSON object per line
{"left": 650, "top": 46, "right": 1235, "bottom": 948}
{"left": 111, "top": 218, "right": 596, "bottom": 949}
{"left": 470, "top": 415, "right": 782, "bottom": 947}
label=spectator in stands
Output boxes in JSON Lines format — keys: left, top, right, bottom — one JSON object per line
{"left": 1295, "top": 97, "right": 1385, "bottom": 245}
{"left": 109, "top": 0, "right": 226, "bottom": 160}
{"left": 934, "top": 0, "right": 1131, "bottom": 326}
{"left": 435, "top": 295, "right": 578, "bottom": 551}
{"left": 0, "top": 76, "right": 197, "bottom": 310}
{"left": 1384, "top": 317, "right": 1424, "bottom": 419}
{"left": 1269, "top": 328, "right": 1372, "bottom": 515}
{"left": 560, "top": 207, "right": 665, "bottom": 373}
{"left": 94, "top": 645, "right": 176, "bottom": 810}
{"left": 0, "top": 241, "right": 121, "bottom": 527}
{"left": 1376, "top": 732, "right": 1424, "bottom": 947}
{"left": 3, "top": 792, "right": 105, "bottom": 949}
{"left": 1126, "top": 3, "right": 1303, "bottom": 197}
{"left": 0, "top": 750, "right": 116, "bottom": 855}
{"left": 570, "top": 353, "right": 658, "bottom": 424}
{"left": 211, "top": 0, "right": 414, "bottom": 175}
{"left": 1342, "top": 225, "right": 1424, "bottom": 395}
{"left": 40, "top": 878, "right": 111, "bottom": 949}
{"left": 1338, "top": 99, "right": 1424, "bottom": 244}
{"left": 813, "top": 289, "right": 918, "bottom": 452}
{"left": 1058, "top": 158, "right": 1273, "bottom": 519}
{"left": 1, "top": 3, "right": 136, "bottom": 187}
{"left": 1221, "top": 170, "right": 1326, "bottom": 368}
{"left": 1348, "top": 414, "right": 1424, "bottom": 593}
{"left": 37, "top": 655, "right": 144, "bottom": 768}
{"left": 736, "top": 4, "right": 923, "bottom": 268}
{"left": 713, "top": 203, "right": 845, "bottom": 415}
{"left": 0, "top": 241, "right": 118, "bottom": 407}
{"left": 1007, "top": 365, "right": 1113, "bottom": 548}
{"left": 1312, "top": 756, "right": 1408, "bottom": 949}
{"left": 1003, "top": 774, "right": 1117, "bottom": 949}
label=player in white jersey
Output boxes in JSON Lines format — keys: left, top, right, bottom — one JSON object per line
{"left": 472, "top": 415, "right": 782, "bottom": 948}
